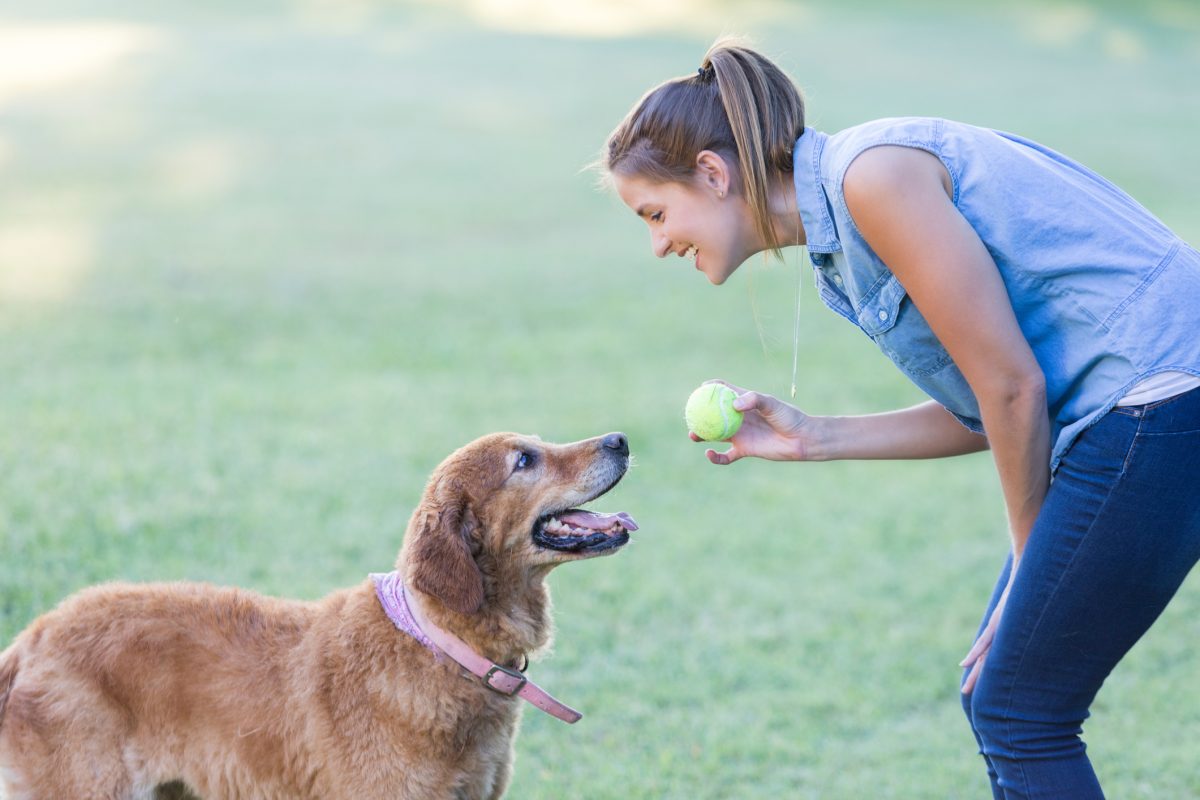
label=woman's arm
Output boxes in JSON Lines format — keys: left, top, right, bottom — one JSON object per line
{"left": 841, "top": 144, "right": 1050, "bottom": 559}
{"left": 811, "top": 399, "right": 989, "bottom": 461}
{"left": 701, "top": 391, "right": 987, "bottom": 464}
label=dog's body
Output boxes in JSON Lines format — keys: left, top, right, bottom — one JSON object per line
{"left": 0, "top": 432, "right": 634, "bottom": 799}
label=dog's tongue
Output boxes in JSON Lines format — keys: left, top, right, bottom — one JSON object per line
{"left": 558, "top": 510, "right": 639, "bottom": 532}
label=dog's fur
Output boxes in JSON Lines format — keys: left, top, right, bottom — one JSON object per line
{"left": 0, "top": 432, "right": 632, "bottom": 799}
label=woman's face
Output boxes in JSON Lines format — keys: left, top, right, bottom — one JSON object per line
{"left": 612, "top": 170, "right": 761, "bottom": 286}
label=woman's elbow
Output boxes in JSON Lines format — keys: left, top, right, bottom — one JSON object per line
{"left": 995, "top": 367, "right": 1047, "bottom": 415}
{"left": 974, "top": 361, "right": 1046, "bottom": 415}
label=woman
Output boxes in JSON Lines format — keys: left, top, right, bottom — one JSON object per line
{"left": 602, "top": 39, "right": 1200, "bottom": 799}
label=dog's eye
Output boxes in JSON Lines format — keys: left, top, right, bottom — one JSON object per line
{"left": 515, "top": 451, "right": 535, "bottom": 471}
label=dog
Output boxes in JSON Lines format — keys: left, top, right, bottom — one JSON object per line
{"left": 0, "top": 431, "right": 636, "bottom": 799}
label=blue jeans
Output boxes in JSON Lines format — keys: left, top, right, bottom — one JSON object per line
{"left": 961, "top": 386, "right": 1200, "bottom": 799}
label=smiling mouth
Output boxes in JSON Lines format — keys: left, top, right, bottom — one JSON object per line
{"left": 532, "top": 508, "right": 638, "bottom": 553}
{"left": 531, "top": 470, "right": 638, "bottom": 555}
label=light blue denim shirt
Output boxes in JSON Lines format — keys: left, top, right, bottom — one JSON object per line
{"left": 793, "top": 117, "right": 1200, "bottom": 472}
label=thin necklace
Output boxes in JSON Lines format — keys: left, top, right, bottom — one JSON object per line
{"left": 789, "top": 216, "right": 803, "bottom": 399}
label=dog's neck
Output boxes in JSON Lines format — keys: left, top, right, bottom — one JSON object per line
{"left": 373, "top": 572, "right": 582, "bottom": 724}
{"left": 393, "top": 564, "right": 552, "bottom": 668}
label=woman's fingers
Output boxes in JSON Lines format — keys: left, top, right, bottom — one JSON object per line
{"left": 960, "top": 628, "right": 993, "bottom": 695}
{"left": 732, "top": 390, "right": 759, "bottom": 413}
{"left": 962, "top": 652, "right": 987, "bottom": 695}
{"left": 960, "top": 626, "right": 993, "bottom": 668}
{"left": 702, "top": 378, "right": 748, "bottom": 396}
{"left": 961, "top": 585, "right": 1011, "bottom": 695}
{"left": 705, "top": 445, "right": 741, "bottom": 465}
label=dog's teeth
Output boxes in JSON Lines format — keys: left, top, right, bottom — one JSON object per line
{"left": 543, "top": 516, "right": 629, "bottom": 538}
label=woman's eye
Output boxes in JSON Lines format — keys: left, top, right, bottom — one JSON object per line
{"left": 650, "top": 211, "right": 663, "bottom": 223}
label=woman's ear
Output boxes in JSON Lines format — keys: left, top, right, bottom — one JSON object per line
{"left": 695, "top": 150, "right": 732, "bottom": 198}
{"left": 408, "top": 487, "right": 485, "bottom": 615}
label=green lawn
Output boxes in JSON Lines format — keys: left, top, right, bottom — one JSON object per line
{"left": 2, "top": 1, "right": 1199, "bottom": 797}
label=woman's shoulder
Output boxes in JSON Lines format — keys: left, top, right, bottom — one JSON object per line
{"left": 828, "top": 116, "right": 946, "bottom": 147}
{"left": 820, "top": 117, "right": 949, "bottom": 177}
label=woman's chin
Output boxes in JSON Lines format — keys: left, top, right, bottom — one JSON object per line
{"left": 701, "top": 256, "right": 744, "bottom": 285}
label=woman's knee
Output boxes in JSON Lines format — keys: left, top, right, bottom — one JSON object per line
{"left": 960, "top": 680, "right": 977, "bottom": 730}
{"left": 965, "top": 677, "right": 1089, "bottom": 761}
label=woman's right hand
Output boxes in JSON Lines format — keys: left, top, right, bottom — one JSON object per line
{"left": 691, "top": 380, "right": 814, "bottom": 465}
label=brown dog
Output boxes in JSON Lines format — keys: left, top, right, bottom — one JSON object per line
{"left": 0, "top": 432, "right": 636, "bottom": 799}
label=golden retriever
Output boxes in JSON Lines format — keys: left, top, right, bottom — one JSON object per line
{"left": 0, "top": 431, "right": 636, "bottom": 799}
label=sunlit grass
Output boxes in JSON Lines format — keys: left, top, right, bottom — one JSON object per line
{"left": 0, "top": 22, "right": 163, "bottom": 109}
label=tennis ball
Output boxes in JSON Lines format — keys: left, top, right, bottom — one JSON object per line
{"left": 684, "top": 383, "right": 743, "bottom": 441}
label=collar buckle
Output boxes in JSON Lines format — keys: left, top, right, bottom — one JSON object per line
{"left": 483, "top": 664, "right": 527, "bottom": 696}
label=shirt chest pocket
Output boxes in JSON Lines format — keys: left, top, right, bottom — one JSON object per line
{"left": 855, "top": 274, "right": 954, "bottom": 377}
{"left": 812, "top": 263, "right": 856, "bottom": 324}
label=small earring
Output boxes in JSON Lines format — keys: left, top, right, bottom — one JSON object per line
{"left": 717, "top": 190, "right": 725, "bottom": 199}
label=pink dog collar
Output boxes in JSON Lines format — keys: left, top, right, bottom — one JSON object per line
{"left": 371, "top": 571, "right": 583, "bottom": 724}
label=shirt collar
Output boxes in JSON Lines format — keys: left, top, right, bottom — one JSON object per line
{"left": 792, "top": 127, "right": 841, "bottom": 253}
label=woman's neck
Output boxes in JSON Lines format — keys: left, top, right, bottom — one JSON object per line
{"left": 767, "top": 171, "right": 805, "bottom": 248}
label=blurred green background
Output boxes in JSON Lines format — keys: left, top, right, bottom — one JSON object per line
{"left": 2, "top": 1, "right": 1198, "bottom": 797}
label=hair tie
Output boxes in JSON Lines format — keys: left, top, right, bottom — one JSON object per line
{"left": 696, "top": 64, "right": 714, "bottom": 83}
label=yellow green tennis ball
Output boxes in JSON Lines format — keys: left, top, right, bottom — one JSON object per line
{"left": 684, "top": 383, "right": 743, "bottom": 441}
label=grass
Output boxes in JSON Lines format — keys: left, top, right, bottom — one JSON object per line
{"left": 2, "top": 1, "right": 1199, "bottom": 797}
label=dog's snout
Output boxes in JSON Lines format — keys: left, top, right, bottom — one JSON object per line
{"left": 601, "top": 433, "right": 629, "bottom": 457}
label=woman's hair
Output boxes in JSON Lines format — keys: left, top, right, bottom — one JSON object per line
{"left": 603, "top": 38, "right": 805, "bottom": 257}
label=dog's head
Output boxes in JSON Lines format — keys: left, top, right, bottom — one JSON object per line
{"left": 401, "top": 432, "right": 636, "bottom": 615}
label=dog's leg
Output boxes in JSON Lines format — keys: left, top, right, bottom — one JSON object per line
{"left": 0, "top": 647, "right": 17, "bottom": 732}
{"left": 0, "top": 648, "right": 17, "bottom": 798}
{"left": 154, "top": 779, "right": 202, "bottom": 800}
{"left": 0, "top": 680, "right": 141, "bottom": 800}
{"left": 484, "top": 733, "right": 518, "bottom": 800}
{"left": 486, "top": 759, "right": 513, "bottom": 800}
{"left": 0, "top": 750, "right": 136, "bottom": 800}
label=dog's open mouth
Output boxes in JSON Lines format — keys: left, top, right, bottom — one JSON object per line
{"left": 532, "top": 509, "right": 639, "bottom": 554}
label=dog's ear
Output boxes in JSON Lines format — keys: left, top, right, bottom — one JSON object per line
{"left": 409, "top": 488, "right": 485, "bottom": 615}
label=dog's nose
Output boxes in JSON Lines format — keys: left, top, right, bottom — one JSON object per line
{"left": 602, "top": 433, "right": 629, "bottom": 457}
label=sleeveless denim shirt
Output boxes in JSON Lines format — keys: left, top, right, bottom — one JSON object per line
{"left": 793, "top": 117, "right": 1200, "bottom": 472}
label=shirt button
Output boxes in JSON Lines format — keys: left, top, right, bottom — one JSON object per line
{"left": 878, "top": 309, "right": 889, "bottom": 322}
{"left": 832, "top": 273, "right": 844, "bottom": 286}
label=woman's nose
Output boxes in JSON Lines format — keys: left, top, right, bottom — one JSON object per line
{"left": 652, "top": 231, "right": 671, "bottom": 258}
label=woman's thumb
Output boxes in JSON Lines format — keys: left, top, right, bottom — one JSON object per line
{"left": 735, "top": 390, "right": 783, "bottom": 417}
